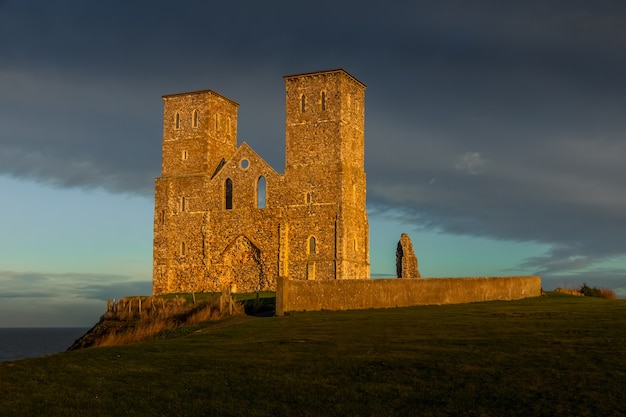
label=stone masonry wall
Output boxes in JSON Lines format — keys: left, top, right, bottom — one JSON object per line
{"left": 276, "top": 276, "right": 542, "bottom": 315}
{"left": 396, "top": 233, "right": 420, "bottom": 278}
{"left": 153, "top": 69, "right": 370, "bottom": 294}
{"left": 283, "top": 70, "right": 369, "bottom": 280}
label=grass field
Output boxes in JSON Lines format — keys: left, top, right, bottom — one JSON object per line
{"left": 1, "top": 293, "right": 625, "bottom": 416}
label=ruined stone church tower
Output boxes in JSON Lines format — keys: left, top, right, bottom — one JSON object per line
{"left": 153, "top": 69, "right": 369, "bottom": 294}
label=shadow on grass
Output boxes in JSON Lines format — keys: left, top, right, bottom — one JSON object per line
{"left": 237, "top": 292, "right": 276, "bottom": 317}
{"left": 157, "top": 291, "right": 276, "bottom": 317}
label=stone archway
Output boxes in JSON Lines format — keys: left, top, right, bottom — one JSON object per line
{"left": 218, "top": 235, "right": 267, "bottom": 292}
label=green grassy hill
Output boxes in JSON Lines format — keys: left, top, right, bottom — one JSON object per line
{"left": 2, "top": 293, "right": 625, "bottom": 416}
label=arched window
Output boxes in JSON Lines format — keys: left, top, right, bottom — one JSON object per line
{"left": 306, "top": 192, "right": 312, "bottom": 204}
{"left": 301, "top": 95, "right": 306, "bottom": 112}
{"left": 321, "top": 91, "right": 326, "bottom": 111}
{"left": 192, "top": 110, "right": 198, "bottom": 128}
{"left": 225, "top": 178, "right": 233, "bottom": 210}
{"left": 308, "top": 236, "right": 316, "bottom": 255}
{"left": 257, "top": 176, "right": 266, "bottom": 209}
{"left": 175, "top": 112, "right": 180, "bottom": 129}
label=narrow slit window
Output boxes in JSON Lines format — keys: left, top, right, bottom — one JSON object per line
{"left": 175, "top": 112, "right": 180, "bottom": 129}
{"left": 181, "top": 242, "right": 186, "bottom": 256}
{"left": 321, "top": 91, "right": 326, "bottom": 111}
{"left": 308, "top": 236, "right": 316, "bottom": 254}
{"left": 306, "top": 261, "right": 316, "bottom": 280}
{"left": 225, "top": 178, "right": 233, "bottom": 210}
{"left": 257, "top": 176, "right": 266, "bottom": 209}
{"left": 192, "top": 110, "right": 198, "bottom": 128}
{"left": 301, "top": 95, "right": 306, "bottom": 112}
{"left": 181, "top": 196, "right": 186, "bottom": 212}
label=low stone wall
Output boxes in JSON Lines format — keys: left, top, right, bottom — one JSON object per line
{"left": 276, "top": 276, "right": 542, "bottom": 315}
{"left": 555, "top": 287, "right": 584, "bottom": 297}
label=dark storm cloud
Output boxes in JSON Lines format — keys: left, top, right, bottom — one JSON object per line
{"left": 1, "top": 1, "right": 626, "bottom": 283}
{"left": 359, "top": 1, "right": 626, "bottom": 279}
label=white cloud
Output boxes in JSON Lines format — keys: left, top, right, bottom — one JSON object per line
{"left": 455, "top": 152, "right": 486, "bottom": 175}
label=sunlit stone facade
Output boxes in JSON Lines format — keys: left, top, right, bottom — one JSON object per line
{"left": 153, "top": 69, "right": 370, "bottom": 294}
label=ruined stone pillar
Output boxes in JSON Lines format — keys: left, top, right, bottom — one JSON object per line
{"left": 396, "top": 233, "right": 420, "bottom": 278}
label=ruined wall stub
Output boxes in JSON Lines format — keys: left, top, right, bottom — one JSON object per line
{"left": 396, "top": 233, "right": 420, "bottom": 278}
{"left": 153, "top": 69, "right": 370, "bottom": 294}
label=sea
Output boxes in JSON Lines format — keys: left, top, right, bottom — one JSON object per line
{"left": 0, "top": 327, "right": 90, "bottom": 362}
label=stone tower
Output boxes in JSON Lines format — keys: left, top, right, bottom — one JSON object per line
{"left": 283, "top": 69, "right": 369, "bottom": 280}
{"left": 153, "top": 69, "right": 369, "bottom": 295}
{"left": 160, "top": 90, "right": 238, "bottom": 179}
{"left": 153, "top": 91, "right": 240, "bottom": 293}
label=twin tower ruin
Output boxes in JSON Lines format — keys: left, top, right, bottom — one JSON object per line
{"left": 153, "top": 69, "right": 370, "bottom": 294}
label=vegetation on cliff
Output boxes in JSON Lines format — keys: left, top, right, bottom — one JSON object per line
{"left": 68, "top": 292, "right": 275, "bottom": 350}
{"left": 579, "top": 283, "right": 617, "bottom": 299}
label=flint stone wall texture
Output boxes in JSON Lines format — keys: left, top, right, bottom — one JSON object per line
{"left": 396, "top": 233, "right": 420, "bottom": 278}
{"left": 276, "top": 276, "right": 542, "bottom": 315}
{"left": 153, "top": 69, "right": 370, "bottom": 294}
